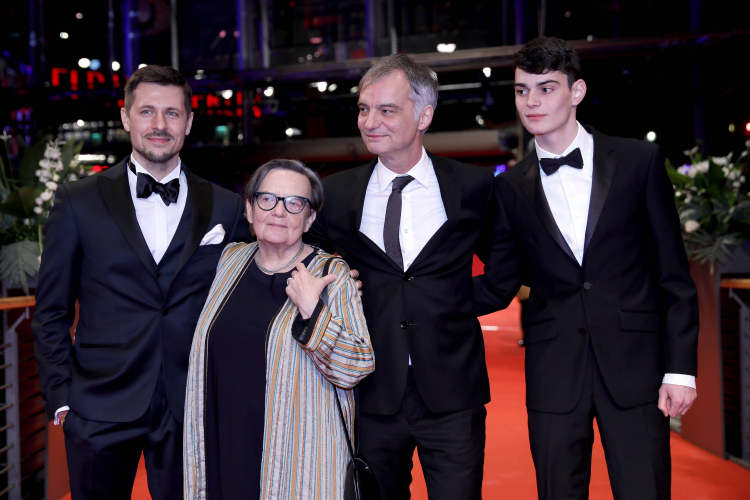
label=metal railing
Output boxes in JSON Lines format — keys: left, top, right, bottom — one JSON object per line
{"left": 1, "top": 296, "right": 36, "bottom": 500}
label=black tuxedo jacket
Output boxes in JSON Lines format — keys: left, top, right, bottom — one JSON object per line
{"left": 305, "top": 153, "right": 520, "bottom": 415}
{"left": 478, "top": 126, "right": 699, "bottom": 413}
{"left": 32, "top": 158, "right": 251, "bottom": 423}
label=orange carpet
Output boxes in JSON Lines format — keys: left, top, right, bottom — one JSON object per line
{"left": 61, "top": 300, "right": 750, "bottom": 499}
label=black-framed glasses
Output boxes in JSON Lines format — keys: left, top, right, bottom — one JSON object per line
{"left": 253, "top": 192, "right": 311, "bottom": 214}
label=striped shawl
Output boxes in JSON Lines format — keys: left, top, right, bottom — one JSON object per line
{"left": 184, "top": 242, "right": 374, "bottom": 499}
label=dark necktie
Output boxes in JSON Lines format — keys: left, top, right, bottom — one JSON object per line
{"left": 383, "top": 175, "right": 414, "bottom": 269}
{"left": 129, "top": 161, "right": 180, "bottom": 206}
{"left": 539, "top": 147, "right": 584, "bottom": 176}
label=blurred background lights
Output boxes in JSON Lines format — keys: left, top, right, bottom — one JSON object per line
{"left": 646, "top": 131, "right": 657, "bottom": 142}
{"left": 263, "top": 87, "right": 274, "bottom": 97}
{"left": 59, "top": 32, "right": 69, "bottom": 39}
{"left": 328, "top": 84, "right": 337, "bottom": 92}
{"left": 316, "top": 81, "right": 327, "bottom": 92}
{"left": 483, "top": 67, "right": 491, "bottom": 78}
{"left": 111, "top": 61, "right": 121, "bottom": 71}
{"left": 729, "top": 123, "right": 736, "bottom": 133}
{"left": 76, "top": 119, "right": 85, "bottom": 127}
{"left": 89, "top": 59, "right": 101, "bottom": 71}
{"left": 138, "top": 63, "right": 147, "bottom": 69}
{"left": 76, "top": 12, "right": 83, "bottom": 19}
{"left": 437, "top": 43, "right": 456, "bottom": 53}
{"left": 78, "top": 58, "right": 91, "bottom": 69}
{"left": 350, "top": 86, "right": 359, "bottom": 94}
{"left": 746, "top": 122, "right": 750, "bottom": 133}
{"left": 221, "top": 89, "right": 234, "bottom": 99}
{"left": 285, "top": 127, "right": 302, "bottom": 137}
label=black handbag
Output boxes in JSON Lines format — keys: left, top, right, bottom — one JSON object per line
{"left": 320, "top": 257, "right": 380, "bottom": 500}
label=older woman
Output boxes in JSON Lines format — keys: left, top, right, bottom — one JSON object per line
{"left": 184, "top": 159, "right": 374, "bottom": 500}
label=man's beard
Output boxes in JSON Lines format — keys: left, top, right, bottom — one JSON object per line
{"left": 132, "top": 131, "right": 180, "bottom": 165}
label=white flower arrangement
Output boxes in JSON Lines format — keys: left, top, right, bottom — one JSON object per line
{"left": 0, "top": 135, "right": 92, "bottom": 293}
{"left": 668, "top": 142, "right": 750, "bottom": 264}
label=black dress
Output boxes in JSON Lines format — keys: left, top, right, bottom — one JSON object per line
{"left": 205, "top": 252, "right": 315, "bottom": 500}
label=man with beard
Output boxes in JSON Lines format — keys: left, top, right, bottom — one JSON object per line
{"left": 32, "top": 65, "right": 251, "bottom": 500}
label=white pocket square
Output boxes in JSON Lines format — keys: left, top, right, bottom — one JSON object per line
{"left": 200, "top": 224, "right": 225, "bottom": 246}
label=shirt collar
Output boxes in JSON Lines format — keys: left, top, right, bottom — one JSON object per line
{"left": 535, "top": 121, "right": 589, "bottom": 162}
{"left": 129, "top": 156, "right": 183, "bottom": 183}
{"left": 375, "top": 147, "right": 431, "bottom": 193}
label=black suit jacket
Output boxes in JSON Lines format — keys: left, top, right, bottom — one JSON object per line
{"left": 32, "top": 158, "right": 251, "bottom": 423}
{"left": 478, "top": 126, "right": 699, "bottom": 413}
{"left": 305, "top": 152, "right": 520, "bottom": 415}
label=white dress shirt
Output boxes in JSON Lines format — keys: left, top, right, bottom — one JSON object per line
{"left": 359, "top": 147, "right": 447, "bottom": 366}
{"left": 359, "top": 147, "right": 447, "bottom": 270}
{"left": 128, "top": 157, "right": 188, "bottom": 264}
{"left": 54, "top": 157, "right": 190, "bottom": 424}
{"left": 536, "top": 122, "right": 695, "bottom": 390}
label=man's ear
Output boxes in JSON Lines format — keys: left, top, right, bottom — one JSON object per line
{"left": 571, "top": 79, "right": 587, "bottom": 107}
{"left": 121, "top": 107, "right": 131, "bottom": 132}
{"left": 417, "top": 105, "right": 434, "bottom": 132}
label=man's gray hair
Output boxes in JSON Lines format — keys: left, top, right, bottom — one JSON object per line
{"left": 359, "top": 54, "right": 439, "bottom": 120}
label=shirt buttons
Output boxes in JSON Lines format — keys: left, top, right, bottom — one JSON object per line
{"left": 400, "top": 321, "right": 409, "bottom": 329}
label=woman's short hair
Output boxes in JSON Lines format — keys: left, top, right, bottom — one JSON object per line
{"left": 359, "top": 54, "right": 439, "bottom": 120}
{"left": 244, "top": 159, "right": 324, "bottom": 213}
{"left": 513, "top": 37, "right": 581, "bottom": 88}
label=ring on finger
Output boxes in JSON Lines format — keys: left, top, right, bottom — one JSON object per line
{"left": 286, "top": 278, "right": 292, "bottom": 285}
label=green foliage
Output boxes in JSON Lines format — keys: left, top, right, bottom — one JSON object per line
{"left": 671, "top": 143, "right": 750, "bottom": 264}
{"left": 0, "top": 240, "right": 41, "bottom": 294}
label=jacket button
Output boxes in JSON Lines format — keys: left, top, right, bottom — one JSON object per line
{"left": 400, "top": 321, "right": 409, "bottom": 329}
{"left": 583, "top": 282, "right": 592, "bottom": 290}
{"left": 578, "top": 327, "right": 587, "bottom": 334}
{"left": 155, "top": 272, "right": 161, "bottom": 279}
{"left": 403, "top": 273, "right": 412, "bottom": 282}
{"left": 162, "top": 308, "right": 170, "bottom": 316}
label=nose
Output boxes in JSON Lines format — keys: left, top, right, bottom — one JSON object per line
{"left": 364, "top": 111, "right": 379, "bottom": 131}
{"left": 271, "top": 198, "right": 287, "bottom": 217}
{"left": 154, "top": 111, "right": 167, "bottom": 130}
{"left": 526, "top": 91, "right": 540, "bottom": 108}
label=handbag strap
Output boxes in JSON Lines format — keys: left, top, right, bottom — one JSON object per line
{"left": 319, "top": 257, "right": 357, "bottom": 461}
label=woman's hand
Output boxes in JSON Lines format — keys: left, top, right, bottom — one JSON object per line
{"left": 286, "top": 263, "right": 337, "bottom": 319}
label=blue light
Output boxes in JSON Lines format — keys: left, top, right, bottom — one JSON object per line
{"left": 90, "top": 59, "right": 102, "bottom": 71}
{"left": 494, "top": 164, "right": 507, "bottom": 176}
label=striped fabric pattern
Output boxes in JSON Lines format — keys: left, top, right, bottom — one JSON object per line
{"left": 184, "top": 242, "right": 375, "bottom": 499}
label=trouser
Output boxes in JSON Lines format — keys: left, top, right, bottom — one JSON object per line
{"left": 63, "top": 372, "right": 183, "bottom": 500}
{"left": 359, "top": 367, "right": 486, "bottom": 500}
{"left": 528, "top": 344, "right": 671, "bottom": 500}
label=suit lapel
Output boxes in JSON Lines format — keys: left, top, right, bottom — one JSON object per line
{"left": 97, "top": 158, "right": 157, "bottom": 274}
{"left": 408, "top": 153, "right": 459, "bottom": 270}
{"left": 174, "top": 167, "right": 214, "bottom": 278}
{"left": 518, "top": 151, "right": 578, "bottom": 264}
{"left": 347, "top": 160, "right": 401, "bottom": 270}
{"left": 582, "top": 127, "right": 618, "bottom": 256}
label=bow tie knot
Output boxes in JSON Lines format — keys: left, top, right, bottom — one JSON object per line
{"left": 539, "top": 147, "right": 584, "bottom": 176}
{"left": 130, "top": 161, "right": 180, "bottom": 205}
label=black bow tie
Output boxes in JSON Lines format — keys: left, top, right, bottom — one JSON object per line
{"left": 539, "top": 147, "right": 584, "bottom": 176}
{"left": 129, "top": 161, "right": 180, "bottom": 206}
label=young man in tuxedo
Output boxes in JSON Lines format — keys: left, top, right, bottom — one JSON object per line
{"left": 32, "top": 65, "right": 251, "bottom": 499}
{"left": 304, "top": 54, "right": 520, "bottom": 500}
{"left": 478, "top": 37, "right": 699, "bottom": 499}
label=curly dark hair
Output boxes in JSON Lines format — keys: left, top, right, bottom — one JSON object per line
{"left": 513, "top": 37, "right": 581, "bottom": 88}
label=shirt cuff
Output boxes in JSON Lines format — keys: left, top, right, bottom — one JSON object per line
{"left": 662, "top": 373, "right": 696, "bottom": 389}
{"left": 54, "top": 406, "right": 70, "bottom": 425}
{"left": 291, "top": 299, "right": 326, "bottom": 346}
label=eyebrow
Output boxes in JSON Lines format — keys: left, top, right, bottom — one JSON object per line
{"left": 514, "top": 79, "right": 561, "bottom": 88}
